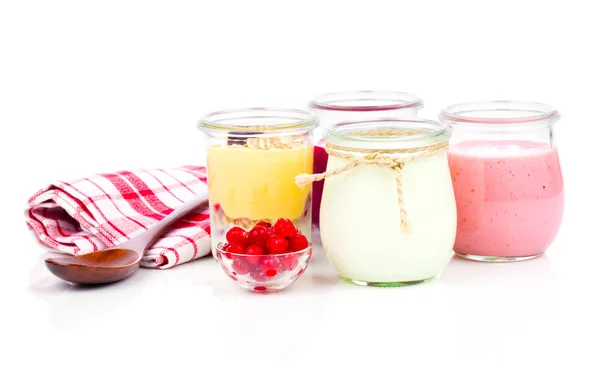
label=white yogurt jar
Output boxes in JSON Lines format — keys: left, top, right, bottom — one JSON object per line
{"left": 297, "top": 119, "right": 456, "bottom": 286}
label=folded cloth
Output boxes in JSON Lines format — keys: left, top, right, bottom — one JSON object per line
{"left": 25, "top": 165, "right": 211, "bottom": 269}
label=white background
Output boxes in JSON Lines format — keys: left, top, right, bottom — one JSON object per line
{"left": 1, "top": 1, "right": 599, "bottom": 373}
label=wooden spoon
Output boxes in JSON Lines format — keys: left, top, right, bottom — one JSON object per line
{"left": 45, "top": 192, "right": 209, "bottom": 285}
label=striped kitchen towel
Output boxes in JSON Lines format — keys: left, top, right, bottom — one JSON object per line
{"left": 25, "top": 165, "right": 211, "bottom": 269}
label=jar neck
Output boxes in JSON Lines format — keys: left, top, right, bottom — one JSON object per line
{"left": 448, "top": 122, "right": 556, "bottom": 148}
{"left": 310, "top": 91, "right": 423, "bottom": 112}
{"left": 325, "top": 139, "right": 450, "bottom": 161}
{"left": 439, "top": 100, "right": 560, "bottom": 148}
{"left": 450, "top": 119, "right": 554, "bottom": 133}
{"left": 198, "top": 107, "right": 318, "bottom": 138}
{"left": 322, "top": 119, "right": 451, "bottom": 151}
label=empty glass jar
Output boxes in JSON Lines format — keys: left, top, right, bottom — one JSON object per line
{"left": 308, "top": 90, "right": 424, "bottom": 137}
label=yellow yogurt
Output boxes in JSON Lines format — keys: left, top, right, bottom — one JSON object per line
{"left": 207, "top": 145, "right": 313, "bottom": 221}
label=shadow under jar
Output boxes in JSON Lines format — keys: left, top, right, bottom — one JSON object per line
{"left": 308, "top": 119, "right": 456, "bottom": 286}
{"left": 439, "top": 101, "right": 564, "bottom": 262}
{"left": 307, "top": 91, "right": 424, "bottom": 228}
{"left": 197, "top": 108, "right": 318, "bottom": 258}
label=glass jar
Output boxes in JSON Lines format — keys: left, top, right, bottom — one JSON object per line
{"left": 197, "top": 108, "right": 318, "bottom": 258}
{"left": 308, "top": 118, "right": 456, "bottom": 286}
{"left": 308, "top": 90, "right": 424, "bottom": 132}
{"left": 439, "top": 101, "right": 564, "bottom": 262}
{"left": 307, "top": 91, "right": 424, "bottom": 228}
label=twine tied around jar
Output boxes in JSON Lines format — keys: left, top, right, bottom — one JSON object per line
{"left": 295, "top": 129, "right": 449, "bottom": 233}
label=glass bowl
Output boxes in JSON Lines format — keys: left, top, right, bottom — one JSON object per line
{"left": 215, "top": 242, "right": 312, "bottom": 292}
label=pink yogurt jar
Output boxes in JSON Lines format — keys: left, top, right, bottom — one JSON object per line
{"left": 309, "top": 91, "right": 424, "bottom": 227}
{"left": 439, "top": 101, "right": 565, "bottom": 262}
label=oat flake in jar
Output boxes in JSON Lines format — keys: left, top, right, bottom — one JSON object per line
{"left": 296, "top": 119, "right": 456, "bottom": 286}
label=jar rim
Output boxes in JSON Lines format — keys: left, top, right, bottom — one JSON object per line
{"left": 439, "top": 100, "right": 560, "bottom": 125}
{"left": 309, "top": 90, "right": 423, "bottom": 112}
{"left": 197, "top": 107, "right": 318, "bottom": 135}
{"left": 323, "top": 118, "right": 450, "bottom": 150}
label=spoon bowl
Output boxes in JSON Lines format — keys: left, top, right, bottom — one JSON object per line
{"left": 45, "top": 249, "right": 141, "bottom": 284}
{"left": 44, "top": 192, "right": 209, "bottom": 285}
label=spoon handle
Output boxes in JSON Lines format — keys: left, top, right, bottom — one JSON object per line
{"left": 127, "top": 191, "right": 210, "bottom": 253}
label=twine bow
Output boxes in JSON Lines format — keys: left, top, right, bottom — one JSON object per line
{"left": 296, "top": 136, "right": 449, "bottom": 233}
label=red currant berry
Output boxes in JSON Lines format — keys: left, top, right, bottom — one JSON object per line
{"left": 223, "top": 242, "right": 244, "bottom": 254}
{"left": 247, "top": 226, "right": 269, "bottom": 247}
{"left": 244, "top": 245, "right": 265, "bottom": 265}
{"left": 255, "top": 221, "right": 271, "bottom": 228}
{"left": 231, "top": 258, "right": 251, "bottom": 275}
{"left": 226, "top": 227, "right": 248, "bottom": 246}
{"left": 265, "top": 226, "right": 274, "bottom": 237}
{"left": 288, "top": 232, "right": 309, "bottom": 252}
{"left": 266, "top": 234, "right": 288, "bottom": 254}
{"left": 260, "top": 257, "right": 280, "bottom": 277}
{"left": 245, "top": 244, "right": 265, "bottom": 256}
{"left": 273, "top": 218, "right": 297, "bottom": 238}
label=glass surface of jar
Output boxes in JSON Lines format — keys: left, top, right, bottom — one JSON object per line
{"left": 315, "top": 119, "right": 456, "bottom": 286}
{"left": 439, "top": 100, "right": 564, "bottom": 262}
{"left": 197, "top": 108, "right": 318, "bottom": 258}
{"left": 307, "top": 91, "right": 424, "bottom": 228}
{"left": 308, "top": 90, "right": 424, "bottom": 133}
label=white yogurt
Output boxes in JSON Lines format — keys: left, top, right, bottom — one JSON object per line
{"left": 319, "top": 152, "right": 457, "bottom": 283}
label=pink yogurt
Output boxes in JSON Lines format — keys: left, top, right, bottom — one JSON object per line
{"left": 447, "top": 140, "right": 564, "bottom": 258}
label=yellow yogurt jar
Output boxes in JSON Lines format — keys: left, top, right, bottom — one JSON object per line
{"left": 197, "top": 108, "right": 318, "bottom": 257}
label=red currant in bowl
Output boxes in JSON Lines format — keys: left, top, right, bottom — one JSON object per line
{"left": 273, "top": 218, "right": 297, "bottom": 238}
{"left": 226, "top": 226, "right": 248, "bottom": 246}
{"left": 215, "top": 241, "right": 312, "bottom": 293}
